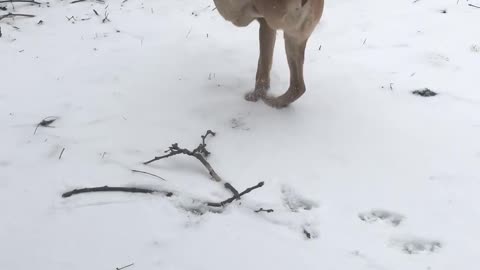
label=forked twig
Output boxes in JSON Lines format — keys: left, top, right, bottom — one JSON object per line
{"left": 207, "top": 182, "right": 264, "bottom": 207}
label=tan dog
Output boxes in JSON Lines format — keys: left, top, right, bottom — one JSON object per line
{"left": 213, "top": 0, "right": 324, "bottom": 108}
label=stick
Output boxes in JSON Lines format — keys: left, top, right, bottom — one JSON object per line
{"left": 207, "top": 181, "right": 264, "bottom": 207}
{"left": 116, "top": 263, "right": 134, "bottom": 270}
{"left": 58, "top": 148, "right": 65, "bottom": 160}
{"left": 0, "top": 12, "right": 35, "bottom": 20}
{"left": 131, "top": 169, "right": 166, "bottom": 181}
{"left": 144, "top": 131, "right": 219, "bottom": 178}
{"left": 143, "top": 131, "right": 240, "bottom": 196}
{"left": 0, "top": 0, "right": 41, "bottom": 4}
{"left": 33, "top": 116, "right": 58, "bottom": 135}
{"left": 61, "top": 186, "right": 172, "bottom": 198}
{"left": 469, "top": 4, "right": 480, "bottom": 8}
{"left": 255, "top": 208, "right": 274, "bottom": 213}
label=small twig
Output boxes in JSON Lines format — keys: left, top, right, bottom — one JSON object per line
{"left": 131, "top": 169, "right": 166, "bottom": 181}
{"left": 0, "top": 12, "right": 35, "bottom": 21}
{"left": 62, "top": 186, "right": 172, "bottom": 198}
{"left": 116, "top": 263, "right": 134, "bottom": 270}
{"left": 144, "top": 131, "right": 219, "bottom": 178}
{"left": 58, "top": 147, "right": 65, "bottom": 160}
{"left": 102, "top": 9, "right": 110, "bottom": 23}
{"left": 303, "top": 229, "right": 312, "bottom": 239}
{"left": 33, "top": 116, "right": 58, "bottom": 135}
{"left": 207, "top": 181, "right": 264, "bottom": 207}
{"left": 468, "top": 4, "right": 480, "bottom": 8}
{"left": 255, "top": 208, "right": 274, "bottom": 213}
{"left": 0, "top": 0, "right": 41, "bottom": 4}
{"left": 412, "top": 88, "right": 437, "bottom": 97}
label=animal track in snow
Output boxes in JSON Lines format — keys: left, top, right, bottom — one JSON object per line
{"left": 358, "top": 209, "right": 404, "bottom": 226}
{"left": 391, "top": 237, "right": 442, "bottom": 254}
{"left": 281, "top": 185, "right": 319, "bottom": 212}
{"left": 230, "top": 117, "right": 249, "bottom": 131}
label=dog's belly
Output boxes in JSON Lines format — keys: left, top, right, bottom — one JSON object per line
{"left": 213, "top": 0, "right": 324, "bottom": 37}
{"left": 213, "top": 0, "right": 258, "bottom": 27}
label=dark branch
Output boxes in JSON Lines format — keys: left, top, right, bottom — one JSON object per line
{"left": 469, "top": 4, "right": 480, "bottom": 8}
{"left": 58, "top": 148, "right": 65, "bottom": 160}
{"left": 71, "top": 0, "right": 105, "bottom": 4}
{"left": 0, "top": 12, "right": 35, "bottom": 21}
{"left": 207, "top": 181, "right": 264, "bottom": 207}
{"left": 33, "top": 116, "right": 58, "bottom": 135}
{"left": 116, "top": 263, "right": 134, "bottom": 270}
{"left": 61, "top": 186, "right": 173, "bottom": 198}
{"left": 143, "top": 130, "right": 240, "bottom": 196}
{"left": 143, "top": 130, "right": 222, "bottom": 181}
{"left": 255, "top": 208, "right": 274, "bottom": 213}
{"left": 0, "top": 0, "right": 41, "bottom": 4}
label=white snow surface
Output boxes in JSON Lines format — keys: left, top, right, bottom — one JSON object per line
{"left": 1, "top": 0, "right": 480, "bottom": 269}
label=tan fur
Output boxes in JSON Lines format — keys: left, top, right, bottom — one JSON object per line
{"left": 213, "top": 0, "right": 324, "bottom": 108}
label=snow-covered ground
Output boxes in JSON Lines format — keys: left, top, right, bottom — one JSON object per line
{"left": 1, "top": 0, "right": 480, "bottom": 269}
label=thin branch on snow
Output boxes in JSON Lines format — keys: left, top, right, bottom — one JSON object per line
{"left": 131, "top": 169, "right": 166, "bottom": 181}
{"left": 143, "top": 130, "right": 241, "bottom": 197}
{"left": 58, "top": 147, "right": 65, "bottom": 160}
{"left": 0, "top": 12, "right": 35, "bottom": 21}
{"left": 62, "top": 131, "right": 265, "bottom": 210}
{"left": 207, "top": 181, "right": 264, "bottom": 207}
{"left": 468, "top": 4, "right": 480, "bottom": 9}
{"left": 33, "top": 116, "right": 58, "bottom": 135}
{"left": 61, "top": 186, "right": 173, "bottom": 198}
{"left": 116, "top": 263, "right": 134, "bottom": 270}
{"left": 71, "top": 0, "right": 105, "bottom": 4}
{"left": 255, "top": 208, "right": 274, "bottom": 213}
{"left": 61, "top": 182, "right": 264, "bottom": 209}
{"left": 144, "top": 130, "right": 220, "bottom": 179}
{"left": 0, "top": 0, "right": 41, "bottom": 4}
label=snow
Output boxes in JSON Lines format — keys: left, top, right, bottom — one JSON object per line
{"left": 1, "top": 0, "right": 480, "bottom": 269}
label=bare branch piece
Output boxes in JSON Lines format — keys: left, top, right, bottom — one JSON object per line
{"left": 144, "top": 130, "right": 221, "bottom": 179}
{"left": 0, "top": 0, "right": 41, "bottom": 4}
{"left": 0, "top": 12, "right": 35, "bottom": 21}
{"left": 303, "top": 229, "right": 312, "bottom": 239}
{"left": 62, "top": 186, "right": 173, "bottom": 198}
{"left": 102, "top": 8, "right": 109, "bottom": 23}
{"left": 255, "top": 208, "right": 274, "bottom": 213}
{"left": 33, "top": 116, "right": 58, "bottom": 135}
{"left": 469, "top": 4, "right": 480, "bottom": 8}
{"left": 412, "top": 88, "right": 437, "bottom": 97}
{"left": 71, "top": 0, "right": 104, "bottom": 4}
{"left": 58, "top": 147, "right": 65, "bottom": 160}
{"left": 116, "top": 263, "right": 134, "bottom": 270}
{"left": 207, "top": 181, "right": 264, "bottom": 207}
{"left": 143, "top": 131, "right": 242, "bottom": 196}
{"left": 131, "top": 169, "right": 166, "bottom": 181}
